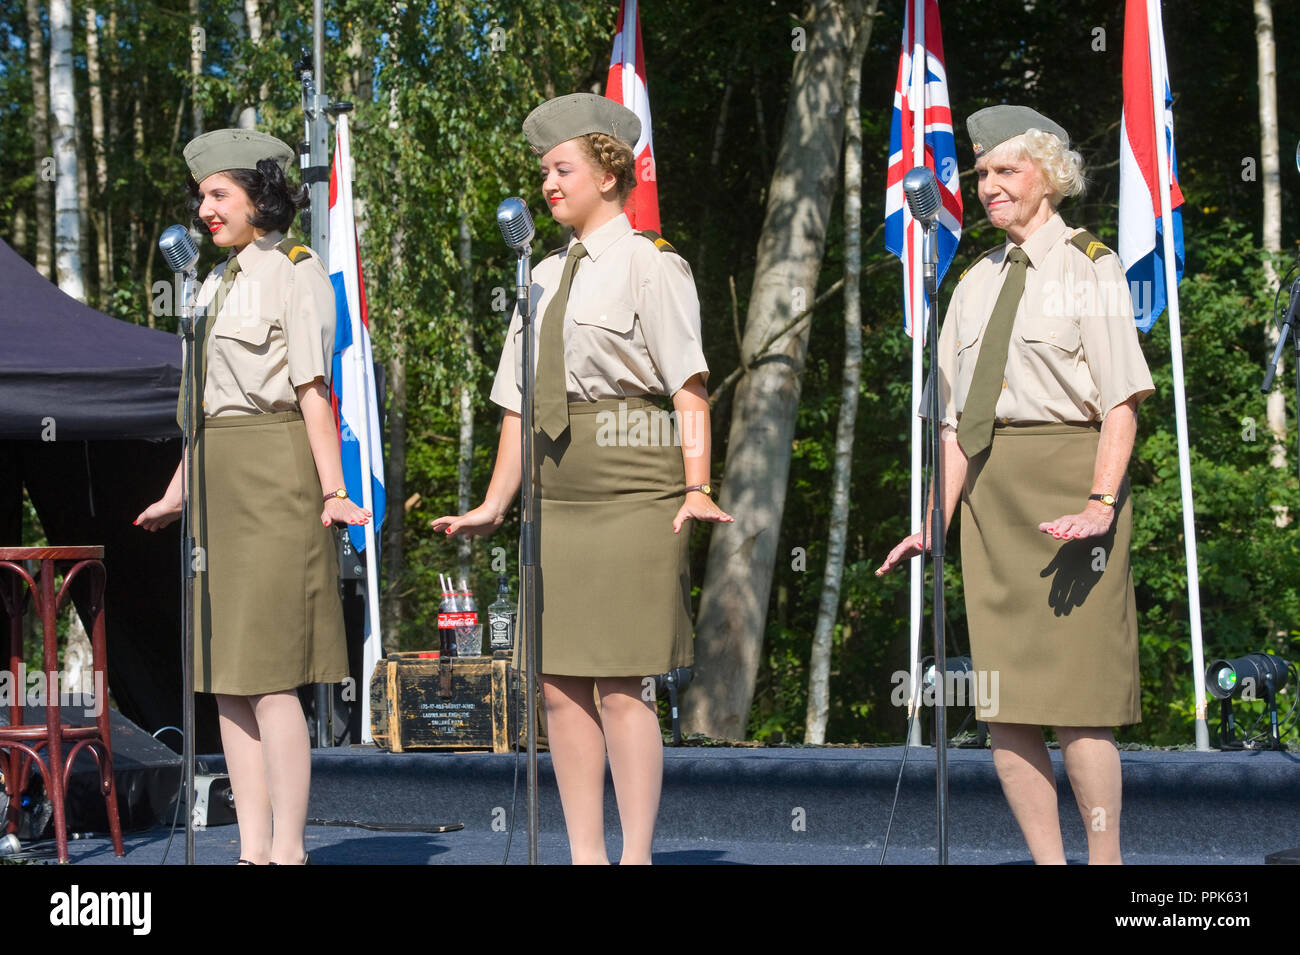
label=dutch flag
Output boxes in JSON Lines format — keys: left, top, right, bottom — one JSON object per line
{"left": 329, "top": 115, "right": 386, "bottom": 553}
{"left": 1119, "top": 0, "right": 1185, "bottom": 333}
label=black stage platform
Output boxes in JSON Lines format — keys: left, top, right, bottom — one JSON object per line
{"left": 38, "top": 743, "right": 1300, "bottom": 864}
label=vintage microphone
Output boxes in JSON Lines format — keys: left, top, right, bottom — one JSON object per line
{"left": 157, "top": 224, "right": 203, "bottom": 866}
{"left": 901, "top": 166, "right": 951, "bottom": 865}
{"left": 495, "top": 197, "right": 540, "bottom": 865}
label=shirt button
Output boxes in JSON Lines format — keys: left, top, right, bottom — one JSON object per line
{"left": 956, "top": 339, "right": 962, "bottom": 347}
{"left": 1002, "top": 379, "right": 1007, "bottom": 389}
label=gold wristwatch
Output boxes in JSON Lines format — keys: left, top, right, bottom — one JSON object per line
{"left": 323, "top": 487, "right": 349, "bottom": 502}
{"left": 686, "top": 483, "right": 713, "bottom": 497}
{"left": 1088, "top": 492, "right": 1116, "bottom": 507}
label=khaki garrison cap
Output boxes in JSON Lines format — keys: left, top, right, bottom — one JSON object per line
{"left": 522, "top": 93, "right": 641, "bottom": 156}
{"left": 183, "top": 129, "right": 296, "bottom": 184}
{"left": 966, "top": 105, "right": 1070, "bottom": 158}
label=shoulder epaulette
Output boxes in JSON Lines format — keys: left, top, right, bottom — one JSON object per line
{"left": 959, "top": 246, "right": 1000, "bottom": 281}
{"left": 275, "top": 236, "right": 313, "bottom": 264}
{"left": 1068, "top": 229, "right": 1113, "bottom": 262}
{"left": 638, "top": 229, "right": 677, "bottom": 255}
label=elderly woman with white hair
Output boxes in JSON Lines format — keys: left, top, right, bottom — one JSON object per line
{"left": 877, "top": 105, "right": 1155, "bottom": 864}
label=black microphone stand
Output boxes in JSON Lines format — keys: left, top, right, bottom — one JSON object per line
{"left": 921, "top": 219, "right": 950, "bottom": 865}
{"left": 513, "top": 244, "right": 541, "bottom": 865}
{"left": 176, "top": 269, "right": 203, "bottom": 866}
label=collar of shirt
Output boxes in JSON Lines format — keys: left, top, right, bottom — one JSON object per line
{"left": 228, "top": 228, "right": 286, "bottom": 278}
{"left": 568, "top": 212, "right": 631, "bottom": 262}
{"left": 999, "top": 211, "right": 1066, "bottom": 271}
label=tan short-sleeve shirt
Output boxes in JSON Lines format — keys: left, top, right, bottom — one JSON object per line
{"left": 489, "top": 213, "right": 709, "bottom": 415}
{"left": 931, "top": 212, "right": 1155, "bottom": 431}
{"left": 182, "top": 230, "right": 336, "bottom": 420}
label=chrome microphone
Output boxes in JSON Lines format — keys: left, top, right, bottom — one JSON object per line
{"left": 902, "top": 166, "right": 943, "bottom": 227}
{"left": 158, "top": 224, "right": 200, "bottom": 274}
{"left": 497, "top": 197, "right": 535, "bottom": 252}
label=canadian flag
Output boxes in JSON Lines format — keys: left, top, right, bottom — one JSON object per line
{"left": 604, "top": 0, "right": 660, "bottom": 232}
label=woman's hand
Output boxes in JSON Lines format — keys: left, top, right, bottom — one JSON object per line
{"left": 672, "top": 491, "right": 733, "bottom": 534}
{"left": 134, "top": 495, "right": 182, "bottom": 532}
{"left": 875, "top": 531, "right": 931, "bottom": 577}
{"left": 1038, "top": 500, "right": 1114, "bottom": 540}
{"left": 321, "top": 496, "right": 372, "bottom": 528}
{"left": 431, "top": 503, "right": 505, "bottom": 538}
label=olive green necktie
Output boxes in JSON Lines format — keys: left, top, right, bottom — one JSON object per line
{"left": 179, "top": 253, "right": 241, "bottom": 429}
{"left": 534, "top": 242, "right": 587, "bottom": 440}
{"left": 956, "top": 245, "right": 1029, "bottom": 459}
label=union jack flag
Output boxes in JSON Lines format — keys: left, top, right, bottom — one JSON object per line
{"left": 884, "top": 0, "right": 962, "bottom": 338}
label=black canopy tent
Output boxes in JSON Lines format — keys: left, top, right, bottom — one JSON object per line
{"left": 0, "top": 237, "right": 219, "bottom": 752}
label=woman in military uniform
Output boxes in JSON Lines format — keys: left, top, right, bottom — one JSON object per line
{"left": 433, "top": 94, "right": 732, "bottom": 864}
{"left": 137, "top": 129, "right": 370, "bottom": 865}
{"left": 877, "top": 106, "right": 1154, "bottom": 864}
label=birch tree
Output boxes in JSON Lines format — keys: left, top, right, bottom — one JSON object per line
{"left": 25, "top": 0, "right": 52, "bottom": 279}
{"left": 684, "top": 0, "right": 865, "bottom": 740}
{"left": 49, "top": 0, "right": 83, "bottom": 301}
{"left": 804, "top": 0, "right": 878, "bottom": 744}
{"left": 1254, "top": 0, "right": 1287, "bottom": 491}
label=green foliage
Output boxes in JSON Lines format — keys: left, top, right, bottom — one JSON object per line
{"left": 3, "top": 0, "right": 1299, "bottom": 744}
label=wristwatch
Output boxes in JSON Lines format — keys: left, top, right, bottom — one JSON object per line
{"left": 323, "top": 487, "right": 349, "bottom": 502}
{"left": 1088, "top": 492, "right": 1116, "bottom": 507}
{"left": 686, "top": 483, "right": 713, "bottom": 497}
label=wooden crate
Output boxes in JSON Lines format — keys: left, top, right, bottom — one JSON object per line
{"left": 369, "top": 652, "right": 539, "bottom": 753}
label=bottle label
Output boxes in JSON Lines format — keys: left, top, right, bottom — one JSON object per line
{"left": 438, "top": 612, "right": 479, "bottom": 628}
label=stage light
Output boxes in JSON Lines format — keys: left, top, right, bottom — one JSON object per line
{"left": 1206, "top": 653, "right": 1289, "bottom": 700}
{"left": 1205, "top": 653, "right": 1294, "bottom": 750}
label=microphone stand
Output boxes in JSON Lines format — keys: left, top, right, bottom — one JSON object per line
{"left": 921, "top": 219, "right": 950, "bottom": 866}
{"left": 513, "top": 245, "right": 541, "bottom": 865}
{"left": 176, "top": 269, "right": 203, "bottom": 866}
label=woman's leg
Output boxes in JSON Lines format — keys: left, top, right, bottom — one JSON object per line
{"left": 215, "top": 693, "right": 272, "bottom": 863}
{"left": 596, "top": 676, "right": 662, "bottom": 866}
{"left": 250, "top": 690, "right": 312, "bottom": 865}
{"left": 987, "top": 722, "right": 1067, "bottom": 864}
{"left": 1056, "top": 726, "right": 1123, "bottom": 865}
{"left": 541, "top": 674, "right": 608, "bottom": 864}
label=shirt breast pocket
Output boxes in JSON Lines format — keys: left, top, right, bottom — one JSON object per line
{"left": 213, "top": 317, "right": 275, "bottom": 355}
{"left": 571, "top": 304, "right": 636, "bottom": 338}
{"left": 1019, "top": 315, "right": 1081, "bottom": 353}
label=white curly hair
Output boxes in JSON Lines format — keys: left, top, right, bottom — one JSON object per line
{"left": 977, "top": 128, "right": 1087, "bottom": 206}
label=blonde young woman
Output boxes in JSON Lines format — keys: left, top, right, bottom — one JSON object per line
{"left": 433, "top": 94, "right": 732, "bottom": 864}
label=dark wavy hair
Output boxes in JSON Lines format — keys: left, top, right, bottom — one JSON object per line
{"left": 187, "top": 157, "right": 308, "bottom": 235}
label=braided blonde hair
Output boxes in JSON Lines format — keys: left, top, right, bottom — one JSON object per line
{"left": 579, "top": 132, "right": 637, "bottom": 204}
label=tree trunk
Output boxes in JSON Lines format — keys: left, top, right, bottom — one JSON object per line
{"left": 236, "top": 0, "right": 269, "bottom": 128}
{"left": 683, "top": 0, "right": 863, "bottom": 740}
{"left": 804, "top": 0, "right": 877, "bottom": 744}
{"left": 380, "top": 78, "right": 408, "bottom": 653}
{"left": 457, "top": 213, "right": 475, "bottom": 582}
{"left": 49, "top": 0, "right": 85, "bottom": 301}
{"left": 1255, "top": 0, "right": 1287, "bottom": 488}
{"left": 26, "top": 0, "right": 52, "bottom": 279}
{"left": 85, "top": 4, "right": 111, "bottom": 310}
{"left": 189, "top": 0, "right": 204, "bottom": 137}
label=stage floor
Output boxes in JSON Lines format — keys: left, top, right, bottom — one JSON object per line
{"left": 30, "top": 743, "right": 1300, "bottom": 865}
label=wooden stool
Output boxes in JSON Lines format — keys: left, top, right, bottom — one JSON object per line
{"left": 0, "top": 546, "right": 125, "bottom": 862}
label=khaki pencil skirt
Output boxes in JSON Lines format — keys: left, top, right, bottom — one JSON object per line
{"left": 524, "top": 396, "right": 693, "bottom": 677}
{"left": 192, "top": 410, "right": 349, "bottom": 695}
{"left": 959, "top": 422, "right": 1141, "bottom": 727}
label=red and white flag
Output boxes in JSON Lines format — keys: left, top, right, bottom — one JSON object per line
{"left": 604, "top": 0, "right": 660, "bottom": 232}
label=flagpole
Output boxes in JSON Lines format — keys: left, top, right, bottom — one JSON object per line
{"left": 336, "top": 113, "right": 385, "bottom": 744}
{"left": 1145, "top": 0, "right": 1210, "bottom": 750}
{"left": 906, "top": 0, "right": 926, "bottom": 749}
